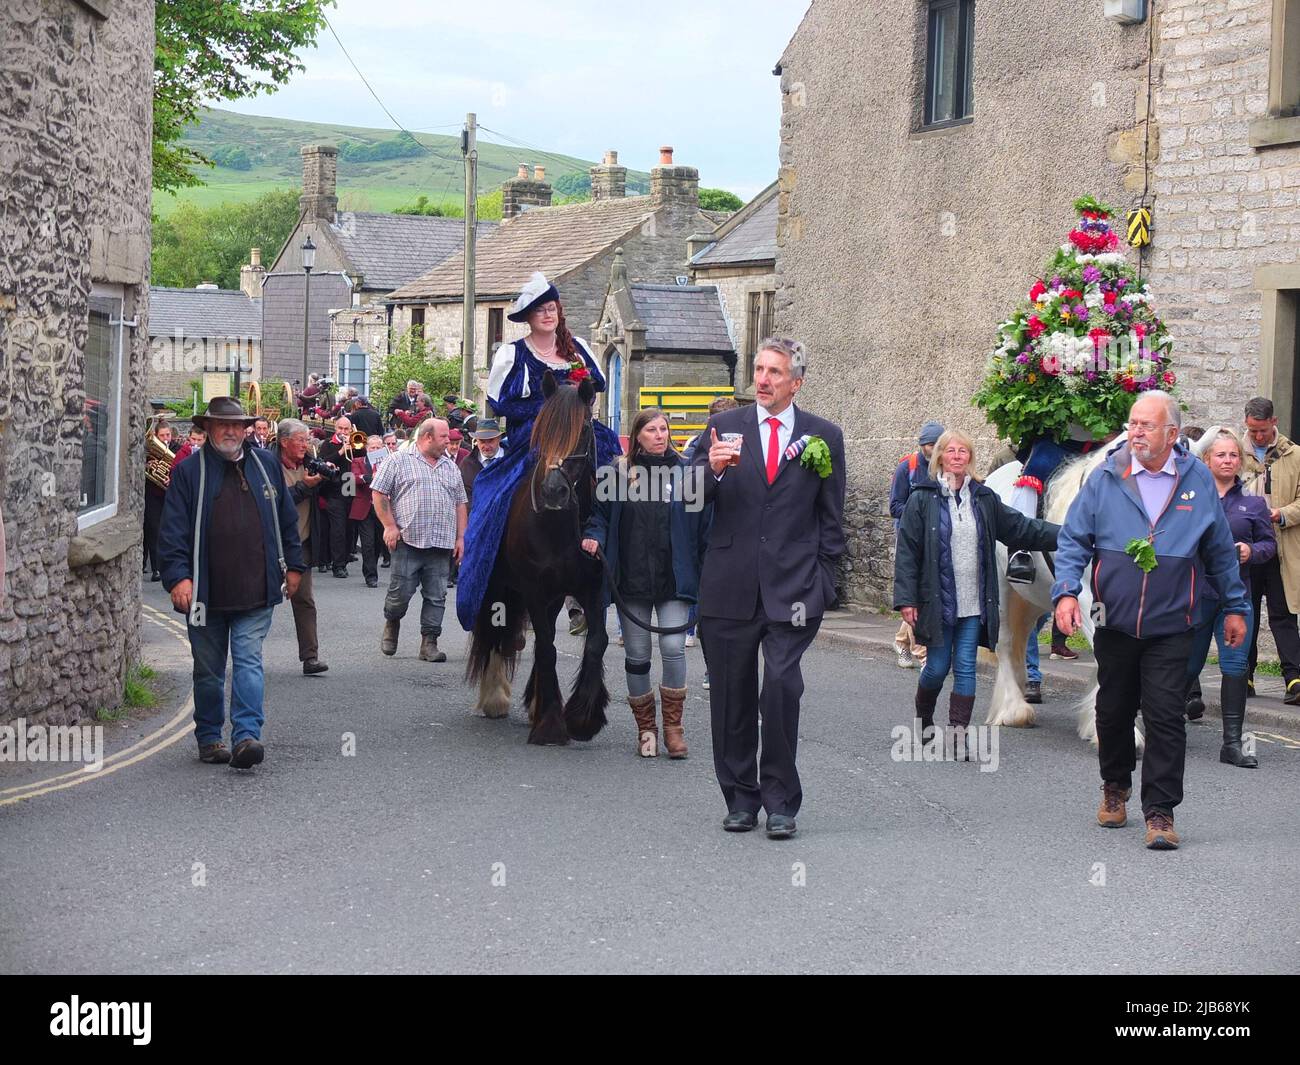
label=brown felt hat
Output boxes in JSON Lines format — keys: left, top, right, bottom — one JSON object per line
{"left": 192, "top": 396, "right": 256, "bottom": 429}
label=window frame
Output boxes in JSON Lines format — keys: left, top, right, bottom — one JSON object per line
{"left": 922, "top": 0, "right": 976, "bottom": 130}
{"left": 409, "top": 306, "right": 425, "bottom": 339}
{"left": 77, "top": 284, "right": 126, "bottom": 532}
{"left": 486, "top": 307, "right": 504, "bottom": 362}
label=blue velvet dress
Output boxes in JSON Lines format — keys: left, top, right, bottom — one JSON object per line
{"left": 456, "top": 337, "right": 622, "bottom": 631}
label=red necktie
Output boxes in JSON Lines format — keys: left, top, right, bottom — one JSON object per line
{"left": 766, "top": 417, "right": 781, "bottom": 484}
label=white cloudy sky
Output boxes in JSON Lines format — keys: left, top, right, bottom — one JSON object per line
{"left": 217, "top": 0, "right": 813, "bottom": 201}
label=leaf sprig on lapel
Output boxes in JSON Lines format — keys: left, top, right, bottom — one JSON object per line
{"left": 1124, "top": 537, "right": 1157, "bottom": 574}
{"left": 799, "top": 435, "right": 832, "bottom": 479}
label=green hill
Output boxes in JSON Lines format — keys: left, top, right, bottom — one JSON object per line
{"left": 154, "top": 107, "right": 650, "bottom": 216}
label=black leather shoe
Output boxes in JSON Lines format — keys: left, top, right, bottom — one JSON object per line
{"left": 150, "top": 571, "right": 161, "bottom": 582}
{"left": 1025, "top": 680, "right": 1042, "bottom": 704}
{"left": 1007, "top": 550, "right": 1036, "bottom": 585}
{"left": 722, "top": 810, "right": 758, "bottom": 832}
{"left": 766, "top": 814, "right": 797, "bottom": 839}
{"left": 333, "top": 568, "right": 348, "bottom": 579}
{"left": 366, "top": 577, "right": 378, "bottom": 588}
{"left": 302, "top": 659, "right": 329, "bottom": 675}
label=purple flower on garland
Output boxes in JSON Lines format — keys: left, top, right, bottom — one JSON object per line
{"left": 1119, "top": 301, "right": 1132, "bottom": 315}
{"left": 1082, "top": 265, "right": 1101, "bottom": 283}
{"left": 1016, "top": 352, "right": 1030, "bottom": 364}
{"left": 1115, "top": 277, "right": 1128, "bottom": 289}
{"left": 1085, "top": 371, "right": 1098, "bottom": 382}
{"left": 1050, "top": 276, "right": 1062, "bottom": 288}
{"left": 1075, "top": 304, "right": 1089, "bottom": 321}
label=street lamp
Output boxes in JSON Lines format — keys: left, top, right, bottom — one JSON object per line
{"left": 300, "top": 235, "right": 316, "bottom": 405}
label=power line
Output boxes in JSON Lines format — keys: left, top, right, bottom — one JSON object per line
{"left": 477, "top": 124, "right": 598, "bottom": 188}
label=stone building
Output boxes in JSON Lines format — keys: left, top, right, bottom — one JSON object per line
{"left": 0, "top": 0, "right": 153, "bottom": 722}
{"left": 688, "top": 181, "right": 778, "bottom": 399}
{"left": 385, "top": 147, "right": 719, "bottom": 403}
{"left": 261, "top": 144, "right": 496, "bottom": 388}
{"left": 775, "top": 0, "right": 1154, "bottom": 604}
{"left": 148, "top": 279, "right": 262, "bottom": 399}
{"left": 593, "top": 248, "right": 736, "bottom": 437}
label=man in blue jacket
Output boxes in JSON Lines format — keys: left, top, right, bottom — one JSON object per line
{"left": 159, "top": 397, "right": 306, "bottom": 769}
{"left": 1053, "top": 391, "right": 1248, "bottom": 850}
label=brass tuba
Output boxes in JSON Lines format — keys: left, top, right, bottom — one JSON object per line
{"left": 145, "top": 432, "right": 174, "bottom": 490}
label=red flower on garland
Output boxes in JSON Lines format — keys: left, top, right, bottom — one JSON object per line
{"left": 1162, "top": 370, "right": 1176, "bottom": 387}
{"left": 567, "top": 359, "right": 590, "bottom": 384}
{"left": 1027, "top": 315, "right": 1046, "bottom": 338}
{"left": 1103, "top": 289, "right": 1118, "bottom": 307}
{"left": 1089, "top": 327, "right": 1111, "bottom": 350}
{"left": 1121, "top": 375, "right": 1138, "bottom": 393}
{"left": 1029, "top": 280, "right": 1047, "bottom": 302}
{"left": 1068, "top": 229, "right": 1121, "bottom": 255}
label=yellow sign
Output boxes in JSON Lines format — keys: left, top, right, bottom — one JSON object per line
{"left": 638, "top": 386, "right": 736, "bottom": 449}
{"left": 1126, "top": 205, "right": 1152, "bottom": 248}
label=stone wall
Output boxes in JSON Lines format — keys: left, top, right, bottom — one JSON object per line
{"left": 149, "top": 337, "right": 262, "bottom": 399}
{"left": 689, "top": 263, "right": 777, "bottom": 389}
{"left": 776, "top": 0, "right": 1149, "bottom": 606}
{"left": 0, "top": 0, "right": 154, "bottom": 723}
{"left": 1146, "top": 0, "right": 1280, "bottom": 428}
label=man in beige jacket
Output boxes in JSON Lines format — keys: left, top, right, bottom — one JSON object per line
{"left": 1241, "top": 396, "right": 1300, "bottom": 702}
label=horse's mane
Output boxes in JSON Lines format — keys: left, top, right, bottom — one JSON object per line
{"left": 529, "top": 384, "right": 588, "bottom": 470}
{"left": 1043, "top": 436, "right": 1126, "bottom": 525}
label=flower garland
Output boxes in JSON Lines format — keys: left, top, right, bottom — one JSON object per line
{"left": 973, "top": 195, "right": 1175, "bottom": 445}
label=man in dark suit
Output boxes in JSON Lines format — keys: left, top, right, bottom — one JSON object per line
{"left": 692, "top": 339, "right": 846, "bottom": 839}
{"left": 388, "top": 380, "right": 422, "bottom": 428}
{"left": 349, "top": 396, "right": 384, "bottom": 439}
{"left": 458, "top": 417, "right": 503, "bottom": 504}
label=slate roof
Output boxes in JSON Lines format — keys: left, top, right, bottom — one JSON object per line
{"left": 326, "top": 212, "right": 497, "bottom": 292}
{"left": 148, "top": 286, "right": 261, "bottom": 339}
{"left": 387, "top": 196, "right": 660, "bottom": 302}
{"left": 690, "top": 184, "right": 778, "bottom": 267}
{"left": 630, "top": 284, "right": 733, "bottom": 355}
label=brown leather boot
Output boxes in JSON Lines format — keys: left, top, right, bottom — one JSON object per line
{"left": 628, "top": 690, "right": 658, "bottom": 757}
{"left": 381, "top": 619, "right": 399, "bottom": 656}
{"left": 418, "top": 635, "right": 447, "bottom": 663}
{"left": 659, "top": 684, "right": 688, "bottom": 759}
{"left": 1097, "top": 781, "right": 1131, "bottom": 828}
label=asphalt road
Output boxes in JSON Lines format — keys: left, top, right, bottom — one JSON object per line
{"left": 2, "top": 570, "right": 1298, "bottom": 974}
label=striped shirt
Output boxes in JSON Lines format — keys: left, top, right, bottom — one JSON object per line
{"left": 369, "top": 448, "right": 467, "bottom": 550}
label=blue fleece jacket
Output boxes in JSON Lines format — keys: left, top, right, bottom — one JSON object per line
{"left": 1051, "top": 441, "right": 1248, "bottom": 638}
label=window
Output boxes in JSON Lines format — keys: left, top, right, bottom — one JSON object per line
{"left": 745, "top": 290, "right": 776, "bottom": 384}
{"left": 79, "top": 291, "right": 125, "bottom": 529}
{"left": 924, "top": 0, "right": 975, "bottom": 128}
{"left": 338, "top": 344, "right": 369, "bottom": 397}
{"left": 410, "top": 307, "right": 425, "bottom": 339}
{"left": 487, "top": 307, "right": 504, "bottom": 361}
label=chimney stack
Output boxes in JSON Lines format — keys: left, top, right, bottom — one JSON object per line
{"left": 299, "top": 144, "right": 339, "bottom": 224}
{"left": 650, "top": 144, "right": 699, "bottom": 211}
{"left": 590, "top": 149, "right": 627, "bottom": 201}
{"left": 502, "top": 162, "right": 554, "bottom": 220}
{"left": 240, "top": 247, "right": 266, "bottom": 300}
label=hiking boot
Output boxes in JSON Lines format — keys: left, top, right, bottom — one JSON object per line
{"left": 418, "top": 635, "right": 447, "bottom": 663}
{"left": 302, "top": 659, "right": 329, "bottom": 676}
{"left": 229, "top": 738, "right": 265, "bottom": 769}
{"left": 896, "top": 647, "right": 915, "bottom": 669}
{"left": 1025, "top": 680, "right": 1042, "bottom": 704}
{"left": 198, "top": 742, "right": 231, "bottom": 765}
{"left": 1097, "top": 781, "right": 1131, "bottom": 827}
{"left": 1285, "top": 679, "right": 1300, "bottom": 706}
{"left": 1049, "top": 644, "right": 1079, "bottom": 661}
{"left": 381, "top": 618, "right": 399, "bottom": 656}
{"left": 1246, "top": 675, "right": 1257, "bottom": 698}
{"left": 628, "top": 690, "right": 658, "bottom": 757}
{"left": 568, "top": 609, "right": 587, "bottom": 636}
{"left": 1144, "top": 811, "right": 1180, "bottom": 850}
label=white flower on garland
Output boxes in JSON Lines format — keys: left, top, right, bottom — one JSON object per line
{"left": 1075, "top": 252, "right": 1128, "bottom": 267}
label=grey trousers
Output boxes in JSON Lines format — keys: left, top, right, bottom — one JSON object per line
{"left": 383, "top": 543, "right": 451, "bottom": 637}
{"left": 619, "top": 598, "right": 691, "bottom": 696}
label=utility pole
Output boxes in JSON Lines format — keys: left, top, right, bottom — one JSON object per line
{"left": 461, "top": 112, "right": 478, "bottom": 403}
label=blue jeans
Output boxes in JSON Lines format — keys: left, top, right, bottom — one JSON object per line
{"left": 1188, "top": 605, "right": 1256, "bottom": 682}
{"left": 188, "top": 606, "right": 276, "bottom": 747}
{"left": 1026, "top": 613, "right": 1050, "bottom": 683}
{"left": 919, "top": 615, "right": 981, "bottom": 697}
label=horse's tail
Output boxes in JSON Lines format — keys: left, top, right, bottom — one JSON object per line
{"left": 465, "top": 578, "right": 526, "bottom": 685}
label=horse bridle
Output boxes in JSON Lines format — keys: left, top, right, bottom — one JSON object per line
{"left": 530, "top": 421, "right": 596, "bottom": 514}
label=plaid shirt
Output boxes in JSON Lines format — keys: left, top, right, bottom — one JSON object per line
{"left": 369, "top": 447, "right": 467, "bottom": 550}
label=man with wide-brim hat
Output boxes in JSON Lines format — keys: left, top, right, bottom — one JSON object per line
{"left": 158, "top": 396, "right": 306, "bottom": 770}
{"left": 460, "top": 417, "right": 503, "bottom": 502}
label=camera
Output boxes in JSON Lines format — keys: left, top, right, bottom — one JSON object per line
{"left": 304, "top": 456, "right": 341, "bottom": 480}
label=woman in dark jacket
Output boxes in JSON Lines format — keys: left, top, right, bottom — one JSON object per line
{"left": 582, "top": 408, "right": 710, "bottom": 760}
{"left": 1187, "top": 427, "right": 1276, "bottom": 767}
{"left": 893, "top": 429, "right": 1059, "bottom": 751}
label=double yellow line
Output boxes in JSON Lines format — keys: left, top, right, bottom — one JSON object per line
{"left": 0, "top": 606, "right": 196, "bottom": 807}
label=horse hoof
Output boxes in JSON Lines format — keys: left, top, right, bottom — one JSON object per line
{"left": 475, "top": 702, "right": 510, "bottom": 719}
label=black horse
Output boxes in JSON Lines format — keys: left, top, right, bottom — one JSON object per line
{"left": 464, "top": 372, "right": 610, "bottom": 745}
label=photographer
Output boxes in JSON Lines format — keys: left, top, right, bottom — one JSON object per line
{"left": 271, "top": 418, "right": 329, "bottom": 676}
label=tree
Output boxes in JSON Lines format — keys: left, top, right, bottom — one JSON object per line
{"left": 152, "top": 188, "right": 301, "bottom": 290}
{"left": 210, "top": 145, "right": 252, "bottom": 170}
{"left": 154, "top": 1, "right": 335, "bottom": 194}
{"left": 699, "top": 187, "right": 744, "bottom": 212}
{"left": 370, "top": 329, "right": 462, "bottom": 417}
{"left": 393, "top": 195, "right": 451, "bottom": 217}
